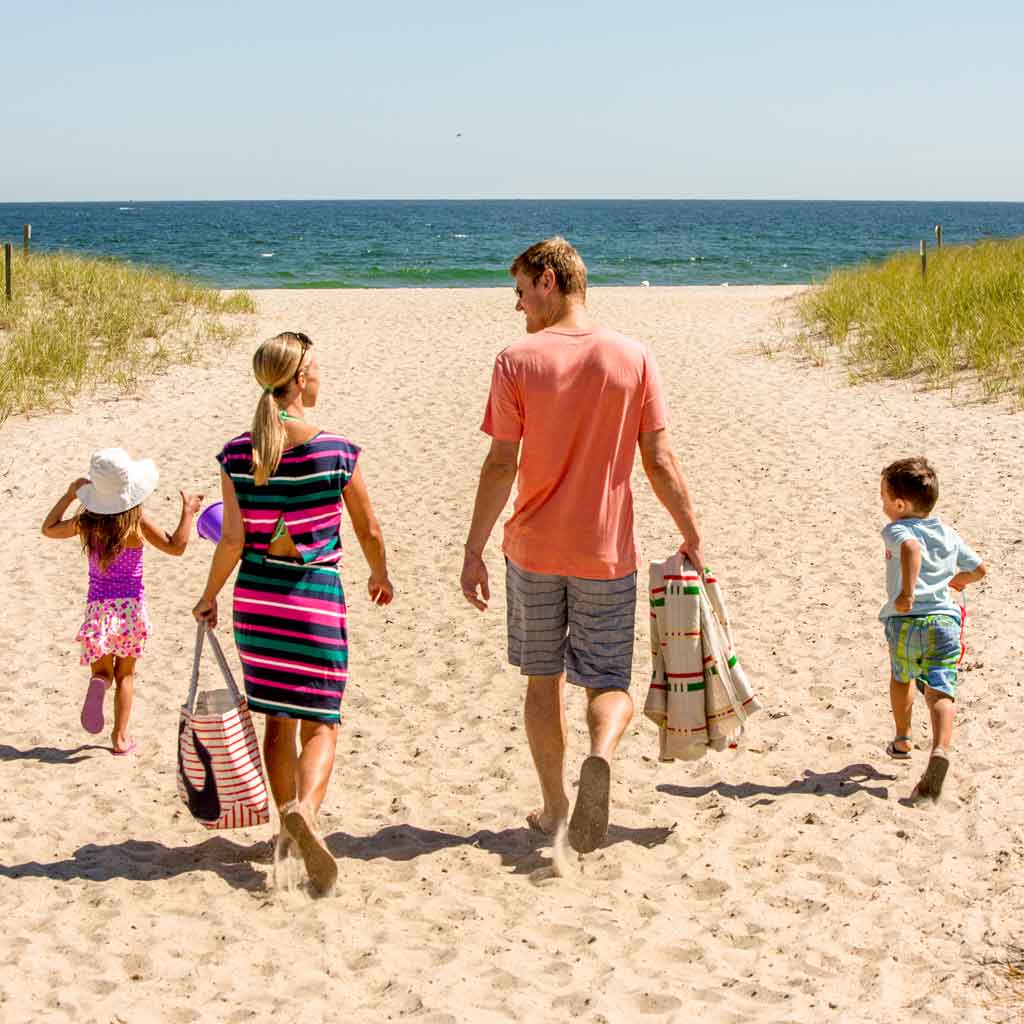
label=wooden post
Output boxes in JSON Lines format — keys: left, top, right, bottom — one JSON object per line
{"left": 23, "top": 224, "right": 31, "bottom": 254}
{"left": 934, "top": 224, "right": 942, "bottom": 249}
{"left": 920, "top": 240, "right": 927, "bottom": 280}
{"left": 4, "top": 243, "right": 11, "bottom": 301}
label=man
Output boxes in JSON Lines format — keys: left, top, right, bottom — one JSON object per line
{"left": 461, "top": 237, "right": 703, "bottom": 853}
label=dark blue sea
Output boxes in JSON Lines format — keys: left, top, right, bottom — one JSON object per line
{"left": 1, "top": 200, "right": 1022, "bottom": 289}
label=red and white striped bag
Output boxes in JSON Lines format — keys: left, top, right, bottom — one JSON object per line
{"left": 177, "top": 622, "right": 270, "bottom": 830}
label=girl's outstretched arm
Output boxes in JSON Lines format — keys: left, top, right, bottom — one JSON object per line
{"left": 342, "top": 463, "right": 393, "bottom": 605}
{"left": 193, "top": 471, "right": 245, "bottom": 628}
{"left": 141, "top": 491, "right": 203, "bottom": 556}
{"left": 41, "top": 478, "right": 89, "bottom": 539}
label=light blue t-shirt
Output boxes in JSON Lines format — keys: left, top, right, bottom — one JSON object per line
{"left": 879, "top": 517, "right": 982, "bottom": 621}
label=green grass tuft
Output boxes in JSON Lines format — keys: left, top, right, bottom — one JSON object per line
{"left": 0, "top": 250, "right": 255, "bottom": 425}
{"left": 798, "top": 236, "right": 1024, "bottom": 403}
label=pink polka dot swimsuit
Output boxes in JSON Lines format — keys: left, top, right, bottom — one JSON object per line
{"left": 87, "top": 545, "right": 145, "bottom": 601}
{"left": 77, "top": 545, "right": 151, "bottom": 665}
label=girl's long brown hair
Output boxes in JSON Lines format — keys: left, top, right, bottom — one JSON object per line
{"left": 251, "top": 332, "right": 313, "bottom": 485}
{"left": 78, "top": 507, "right": 143, "bottom": 570}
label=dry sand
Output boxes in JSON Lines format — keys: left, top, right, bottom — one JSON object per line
{"left": 1, "top": 286, "right": 1022, "bottom": 1023}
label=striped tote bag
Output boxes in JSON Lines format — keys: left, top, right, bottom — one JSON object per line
{"left": 177, "top": 622, "right": 270, "bottom": 830}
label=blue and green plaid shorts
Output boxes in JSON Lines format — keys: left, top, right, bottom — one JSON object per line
{"left": 884, "top": 614, "right": 962, "bottom": 700}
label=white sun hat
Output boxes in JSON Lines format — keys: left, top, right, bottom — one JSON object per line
{"left": 76, "top": 448, "right": 159, "bottom": 515}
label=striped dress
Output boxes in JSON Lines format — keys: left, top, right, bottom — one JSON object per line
{"left": 217, "top": 431, "right": 360, "bottom": 724}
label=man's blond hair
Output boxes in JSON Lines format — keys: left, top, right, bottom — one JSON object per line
{"left": 509, "top": 236, "right": 588, "bottom": 298}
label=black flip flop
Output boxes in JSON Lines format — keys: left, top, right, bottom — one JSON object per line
{"left": 886, "top": 736, "right": 913, "bottom": 760}
{"left": 568, "top": 756, "right": 611, "bottom": 854}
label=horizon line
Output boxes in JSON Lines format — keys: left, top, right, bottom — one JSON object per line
{"left": 2, "top": 196, "right": 1024, "bottom": 206}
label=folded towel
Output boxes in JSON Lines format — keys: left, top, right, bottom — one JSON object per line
{"left": 644, "top": 552, "right": 762, "bottom": 761}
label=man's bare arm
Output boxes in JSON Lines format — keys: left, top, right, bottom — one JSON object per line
{"left": 461, "top": 438, "right": 520, "bottom": 610}
{"left": 639, "top": 428, "right": 704, "bottom": 573}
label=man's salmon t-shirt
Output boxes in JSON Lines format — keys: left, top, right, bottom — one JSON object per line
{"left": 481, "top": 326, "right": 667, "bottom": 580}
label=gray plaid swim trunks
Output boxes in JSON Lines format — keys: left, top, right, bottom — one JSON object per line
{"left": 505, "top": 560, "right": 637, "bottom": 689}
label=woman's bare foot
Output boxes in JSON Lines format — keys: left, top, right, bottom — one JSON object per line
{"left": 526, "top": 804, "right": 568, "bottom": 836}
{"left": 283, "top": 801, "right": 337, "bottom": 896}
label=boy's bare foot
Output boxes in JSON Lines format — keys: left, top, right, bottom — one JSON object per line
{"left": 912, "top": 747, "right": 950, "bottom": 803}
{"left": 283, "top": 801, "right": 337, "bottom": 896}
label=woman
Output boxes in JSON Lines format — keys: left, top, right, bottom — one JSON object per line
{"left": 193, "top": 331, "right": 393, "bottom": 896}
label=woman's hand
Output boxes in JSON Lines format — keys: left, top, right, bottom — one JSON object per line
{"left": 180, "top": 490, "right": 204, "bottom": 516}
{"left": 368, "top": 575, "right": 394, "bottom": 606}
{"left": 67, "top": 477, "right": 90, "bottom": 499}
{"left": 192, "top": 596, "right": 218, "bottom": 628}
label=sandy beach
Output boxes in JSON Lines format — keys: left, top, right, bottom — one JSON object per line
{"left": 1, "top": 285, "right": 1021, "bottom": 1023}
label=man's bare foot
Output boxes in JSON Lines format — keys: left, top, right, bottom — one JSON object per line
{"left": 526, "top": 807, "right": 568, "bottom": 836}
{"left": 569, "top": 756, "right": 611, "bottom": 853}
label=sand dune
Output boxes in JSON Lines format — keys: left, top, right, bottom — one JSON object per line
{"left": 1, "top": 286, "right": 1021, "bottom": 1023}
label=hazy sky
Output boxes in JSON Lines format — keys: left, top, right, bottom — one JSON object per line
{"left": 4, "top": 1, "right": 1022, "bottom": 201}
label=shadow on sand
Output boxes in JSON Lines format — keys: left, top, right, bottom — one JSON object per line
{"left": 0, "top": 743, "right": 108, "bottom": 765}
{"left": 0, "top": 837, "right": 270, "bottom": 891}
{"left": 324, "top": 821, "right": 676, "bottom": 875}
{"left": 0, "top": 820, "right": 676, "bottom": 890}
{"left": 657, "top": 762, "right": 898, "bottom": 805}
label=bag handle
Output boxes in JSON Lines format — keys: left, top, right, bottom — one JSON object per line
{"left": 186, "top": 621, "right": 244, "bottom": 713}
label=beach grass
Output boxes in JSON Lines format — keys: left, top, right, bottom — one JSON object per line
{"left": 0, "top": 250, "right": 255, "bottom": 424}
{"left": 798, "top": 236, "right": 1024, "bottom": 403}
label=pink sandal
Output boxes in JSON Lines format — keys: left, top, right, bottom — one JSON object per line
{"left": 80, "top": 676, "right": 110, "bottom": 734}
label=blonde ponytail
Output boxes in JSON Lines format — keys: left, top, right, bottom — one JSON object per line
{"left": 250, "top": 332, "right": 313, "bottom": 485}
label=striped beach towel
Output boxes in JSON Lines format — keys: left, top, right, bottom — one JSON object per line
{"left": 177, "top": 622, "right": 270, "bottom": 830}
{"left": 644, "top": 552, "right": 761, "bottom": 761}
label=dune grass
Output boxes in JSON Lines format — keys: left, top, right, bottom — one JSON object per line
{"left": 798, "top": 236, "right": 1024, "bottom": 404}
{"left": 0, "top": 250, "right": 255, "bottom": 425}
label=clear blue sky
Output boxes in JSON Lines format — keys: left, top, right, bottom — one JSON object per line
{"left": 4, "top": 0, "right": 1022, "bottom": 201}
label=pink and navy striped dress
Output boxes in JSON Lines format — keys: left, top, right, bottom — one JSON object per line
{"left": 217, "top": 431, "right": 360, "bottom": 724}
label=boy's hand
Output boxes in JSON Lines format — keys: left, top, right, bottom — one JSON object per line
{"left": 180, "top": 491, "right": 204, "bottom": 516}
{"left": 894, "top": 592, "right": 914, "bottom": 613}
{"left": 368, "top": 575, "right": 394, "bottom": 606}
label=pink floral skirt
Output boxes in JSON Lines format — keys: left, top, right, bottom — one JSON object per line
{"left": 77, "top": 598, "right": 151, "bottom": 665}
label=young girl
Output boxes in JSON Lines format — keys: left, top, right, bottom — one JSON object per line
{"left": 42, "top": 447, "right": 202, "bottom": 755}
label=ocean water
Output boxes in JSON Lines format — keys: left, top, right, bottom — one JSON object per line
{"left": 1, "top": 200, "right": 1022, "bottom": 289}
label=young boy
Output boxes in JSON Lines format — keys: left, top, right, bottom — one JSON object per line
{"left": 880, "top": 457, "right": 987, "bottom": 802}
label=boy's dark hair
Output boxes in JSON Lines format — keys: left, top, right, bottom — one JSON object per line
{"left": 882, "top": 457, "right": 939, "bottom": 514}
